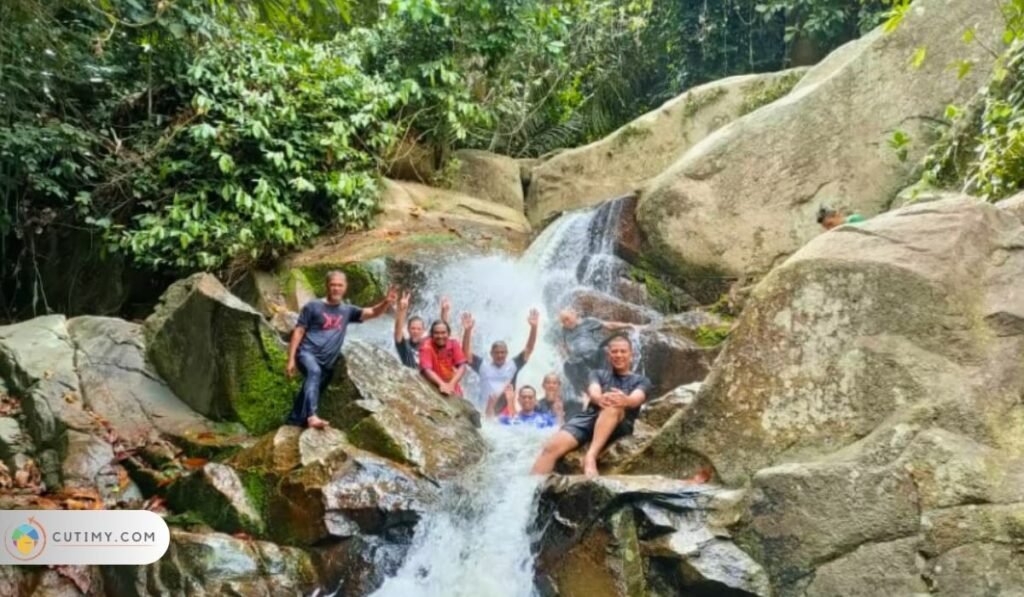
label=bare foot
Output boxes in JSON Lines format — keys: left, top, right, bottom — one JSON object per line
{"left": 681, "top": 467, "right": 712, "bottom": 485}
{"left": 307, "top": 415, "right": 330, "bottom": 429}
{"left": 583, "top": 454, "right": 599, "bottom": 478}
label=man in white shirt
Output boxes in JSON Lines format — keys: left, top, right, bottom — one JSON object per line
{"left": 462, "top": 309, "right": 540, "bottom": 415}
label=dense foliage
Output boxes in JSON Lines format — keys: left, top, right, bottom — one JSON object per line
{"left": 0, "top": 0, "right": 891, "bottom": 317}
{"left": 911, "top": 0, "right": 1024, "bottom": 202}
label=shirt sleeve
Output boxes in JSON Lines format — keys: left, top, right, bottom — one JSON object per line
{"left": 513, "top": 351, "right": 527, "bottom": 369}
{"left": 418, "top": 343, "right": 435, "bottom": 372}
{"left": 395, "top": 339, "right": 409, "bottom": 362}
{"left": 470, "top": 354, "right": 483, "bottom": 372}
{"left": 296, "top": 303, "right": 316, "bottom": 329}
{"left": 451, "top": 340, "right": 467, "bottom": 367}
{"left": 347, "top": 304, "right": 364, "bottom": 324}
{"left": 634, "top": 375, "right": 653, "bottom": 400}
{"left": 587, "top": 369, "right": 605, "bottom": 390}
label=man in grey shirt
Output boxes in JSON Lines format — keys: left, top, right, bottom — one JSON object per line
{"left": 557, "top": 307, "right": 634, "bottom": 395}
{"left": 285, "top": 272, "right": 395, "bottom": 429}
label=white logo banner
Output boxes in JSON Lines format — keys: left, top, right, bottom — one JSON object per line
{"left": 0, "top": 510, "right": 170, "bottom": 565}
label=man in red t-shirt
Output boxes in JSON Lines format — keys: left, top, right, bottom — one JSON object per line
{"left": 419, "top": 320, "right": 468, "bottom": 397}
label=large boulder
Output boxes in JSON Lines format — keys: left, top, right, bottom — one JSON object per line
{"left": 321, "top": 340, "right": 486, "bottom": 479}
{"left": 226, "top": 426, "right": 435, "bottom": 547}
{"left": 451, "top": 149, "right": 524, "bottom": 212}
{"left": 289, "top": 179, "right": 533, "bottom": 275}
{"left": 526, "top": 69, "right": 807, "bottom": 225}
{"left": 0, "top": 316, "right": 87, "bottom": 448}
{"left": 69, "top": 316, "right": 234, "bottom": 448}
{"left": 534, "top": 476, "right": 766, "bottom": 597}
{"left": 634, "top": 196, "right": 1024, "bottom": 484}
{"left": 621, "top": 196, "right": 1024, "bottom": 594}
{"left": 143, "top": 273, "right": 299, "bottom": 435}
{"left": 637, "top": 0, "right": 1005, "bottom": 279}
{"left": 638, "top": 316, "right": 722, "bottom": 396}
{"left": 103, "top": 529, "right": 318, "bottom": 596}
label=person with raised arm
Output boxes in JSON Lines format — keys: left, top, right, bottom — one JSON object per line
{"left": 499, "top": 385, "right": 557, "bottom": 429}
{"left": 286, "top": 272, "right": 396, "bottom": 429}
{"left": 466, "top": 309, "right": 540, "bottom": 415}
{"left": 557, "top": 307, "right": 636, "bottom": 395}
{"left": 394, "top": 293, "right": 450, "bottom": 369}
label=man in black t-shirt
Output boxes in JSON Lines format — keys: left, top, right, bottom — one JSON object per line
{"left": 531, "top": 335, "right": 652, "bottom": 477}
{"left": 393, "top": 293, "right": 450, "bottom": 368}
{"left": 285, "top": 272, "right": 395, "bottom": 429}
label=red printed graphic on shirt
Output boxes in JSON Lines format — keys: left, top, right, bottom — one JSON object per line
{"left": 322, "top": 313, "right": 344, "bottom": 330}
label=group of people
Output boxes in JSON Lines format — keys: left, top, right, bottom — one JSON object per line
{"left": 284, "top": 270, "right": 650, "bottom": 476}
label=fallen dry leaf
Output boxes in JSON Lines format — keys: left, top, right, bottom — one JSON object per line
{"left": 181, "top": 457, "right": 208, "bottom": 470}
{"left": 53, "top": 565, "right": 92, "bottom": 594}
{"left": 62, "top": 488, "right": 103, "bottom": 510}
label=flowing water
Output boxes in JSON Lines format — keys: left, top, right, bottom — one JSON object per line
{"left": 348, "top": 198, "right": 634, "bottom": 596}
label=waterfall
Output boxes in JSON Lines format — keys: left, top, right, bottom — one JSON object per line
{"left": 348, "top": 197, "right": 634, "bottom": 596}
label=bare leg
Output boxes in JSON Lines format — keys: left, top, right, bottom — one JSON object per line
{"left": 583, "top": 406, "right": 625, "bottom": 478}
{"left": 530, "top": 431, "right": 580, "bottom": 475}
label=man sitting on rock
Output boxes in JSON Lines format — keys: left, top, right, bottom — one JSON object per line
{"left": 532, "top": 335, "right": 651, "bottom": 477}
{"left": 419, "top": 319, "right": 469, "bottom": 397}
{"left": 393, "top": 292, "right": 450, "bottom": 369}
{"left": 499, "top": 385, "right": 556, "bottom": 429}
{"left": 817, "top": 204, "right": 865, "bottom": 231}
{"left": 286, "top": 272, "right": 396, "bottom": 429}
{"left": 464, "top": 308, "right": 540, "bottom": 414}
{"left": 558, "top": 307, "right": 635, "bottom": 396}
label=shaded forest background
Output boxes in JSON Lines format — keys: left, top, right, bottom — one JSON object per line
{"left": 6, "top": 0, "right": 1020, "bottom": 320}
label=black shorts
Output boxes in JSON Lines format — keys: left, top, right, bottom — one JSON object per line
{"left": 562, "top": 409, "right": 634, "bottom": 446}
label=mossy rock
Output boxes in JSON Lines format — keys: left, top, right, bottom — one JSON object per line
{"left": 738, "top": 69, "right": 805, "bottom": 116}
{"left": 167, "top": 463, "right": 266, "bottom": 537}
{"left": 145, "top": 273, "right": 300, "bottom": 435}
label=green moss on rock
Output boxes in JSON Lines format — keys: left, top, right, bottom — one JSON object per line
{"left": 739, "top": 70, "right": 804, "bottom": 116}
{"left": 614, "top": 124, "right": 653, "bottom": 148}
{"left": 681, "top": 86, "right": 728, "bottom": 120}
{"left": 222, "top": 324, "right": 299, "bottom": 435}
{"left": 694, "top": 323, "right": 732, "bottom": 347}
{"left": 346, "top": 419, "right": 411, "bottom": 466}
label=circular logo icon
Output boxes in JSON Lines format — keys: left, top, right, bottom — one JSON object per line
{"left": 6, "top": 518, "right": 46, "bottom": 561}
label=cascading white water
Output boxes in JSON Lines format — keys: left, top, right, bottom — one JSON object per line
{"left": 348, "top": 198, "right": 631, "bottom": 596}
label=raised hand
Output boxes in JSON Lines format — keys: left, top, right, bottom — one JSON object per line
{"left": 440, "top": 296, "right": 451, "bottom": 316}
{"left": 527, "top": 308, "right": 540, "bottom": 328}
{"left": 398, "top": 290, "right": 411, "bottom": 312}
{"left": 386, "top": 285, "right": 399, "bottom": 304}
{"left": 460, "top": 311, "right": 475, "bottom": 331}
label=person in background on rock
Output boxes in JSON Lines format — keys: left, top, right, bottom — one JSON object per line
{"left": 531, "top": 335, "right": 652, "bottom": 478}
{"left": 286, "top": 272, "right": 396, "bottom": 429}
{"left": 816, "top": 204, "right": 866, "bottom": 231}
{"left": 420, "top": 319, "right": 468, "bottom": 397}
{"left": 558, "top": 307, "right": 635, "bottom": 396}
{"left": 465, "top": 308, "right": 540, "bottom": 415}
{"left": 499, "top": 385, "right": 557, "bottom": 429}
{"left": 393, "top": 293, "right": 450, "bottom": 368}
{"left": 537, "top": 372, "right": 567, "bottom": 426}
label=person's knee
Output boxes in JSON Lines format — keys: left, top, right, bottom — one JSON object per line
{"left": 540, "top": 436, "right": 576, "bottom": 458}
{"left": 598, "top": 405, "right": 625, "bottom": 421}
